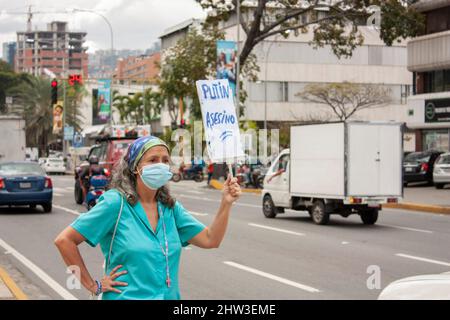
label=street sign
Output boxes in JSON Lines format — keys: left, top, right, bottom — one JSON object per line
{"left": 73, "top": 132, "right": 83, "bottom": 147}
{"left": 64, "top": 126, "right": 74, "bottom": 141}
{"left": 425, "top": 99, "right": 450, "bottom": 123}
{"left": 196, "top": 79, "right": 244, "bottom": 163}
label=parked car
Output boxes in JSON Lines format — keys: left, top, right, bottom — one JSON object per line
{"left": 378, "top": 272, "right": 450, "bottom": 300}
{"left": 433, "top": 152, "right": 450, "bottom": 189}
{"left": 0, "top": 162, "right": 53, "bottom": 212}
{"left": 42, "top": 157, "right": 66, "bottom": 175}
{"left": 403, "top": 151, "right": 443, "bottom": 186}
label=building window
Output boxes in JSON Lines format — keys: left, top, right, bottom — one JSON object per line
{"left": 422, "top": 129, "right": 450, "bottom": 152}
{"left": 421, "top": 69, "right": 450, "bottom": 94}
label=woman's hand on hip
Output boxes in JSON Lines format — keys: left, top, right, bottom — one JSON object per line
{"left": 101, "top": 265, "right": 128, "bottom": 294}
{"left": 222, "top": 174, "right": 241, "bottom": 204}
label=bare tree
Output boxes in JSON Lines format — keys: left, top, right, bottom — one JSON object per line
{"left": 298, "top": 82, "right": 392, "bottom": 120}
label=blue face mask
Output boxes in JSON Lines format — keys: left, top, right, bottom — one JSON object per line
{"left": 138, "top": 163, "right": 173, "bottom": 190}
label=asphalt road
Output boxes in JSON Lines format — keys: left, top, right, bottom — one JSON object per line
{"left": 0, "top": 175, "right": 449, "bottom": 300}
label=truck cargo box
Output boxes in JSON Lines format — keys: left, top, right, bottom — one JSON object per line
{"left": 290, "top": 122, "right": 403, "bottom": 199}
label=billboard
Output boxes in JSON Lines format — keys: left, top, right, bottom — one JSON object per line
{"left": 52, "top": 101, "right": 64, "bottom": 134}
{"left": 216, "top": 40, "right": 237, "bottom": 98}
{"left": 93, "top": 79, "right": 111, "bottom": 124}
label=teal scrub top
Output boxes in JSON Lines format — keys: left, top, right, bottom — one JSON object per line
{"left": 70, "top": 189, "right": 206, "bottom": 300}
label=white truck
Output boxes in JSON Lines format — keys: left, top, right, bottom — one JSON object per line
{"left": 0, "top": 116, "right": 26, "bottom": 162}
{"left": 262, "top": 121, "right": 403, "bottom": 225}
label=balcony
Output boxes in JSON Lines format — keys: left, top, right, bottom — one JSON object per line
{"left": 408, "top": 29, "right": 450, "bottom": 72}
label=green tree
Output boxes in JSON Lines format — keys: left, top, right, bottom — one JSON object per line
{"left": 0, "top": 61, "right": 29, "bottom": 113}
{"left": 197, "top": 0, "right": 425, "bottom": 67}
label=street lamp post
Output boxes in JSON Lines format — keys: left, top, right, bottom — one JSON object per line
{"left": 73, "top": 9, "right": 114, "bottom": 126}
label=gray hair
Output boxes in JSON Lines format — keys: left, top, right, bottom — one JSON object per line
{"left": 108, "top": 155, "right": 175, "bottom": 208}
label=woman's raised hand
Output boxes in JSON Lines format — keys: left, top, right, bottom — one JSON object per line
{"left": 222, "top": 174, "right": 241, "bottom": 204}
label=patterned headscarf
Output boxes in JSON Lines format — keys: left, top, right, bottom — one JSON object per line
{"left": 125, "top": 135, "right": 169, "bottom": 172}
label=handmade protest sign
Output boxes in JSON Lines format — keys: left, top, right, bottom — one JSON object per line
{"left": 196, "top": 79, "right": 244, "bottom": 163}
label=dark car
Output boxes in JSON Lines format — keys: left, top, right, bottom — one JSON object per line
{"left": 403, "top": 151, "right": 443, "bottom": 186}
{"left": 0, "top": 162, "right": 53, "bottom": 212}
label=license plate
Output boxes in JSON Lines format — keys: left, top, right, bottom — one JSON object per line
{"left": 19, "top": 182, "right": 32, "bottom": 189}
{"left": 405, "top": 167, "right": 413, "bottom": 172}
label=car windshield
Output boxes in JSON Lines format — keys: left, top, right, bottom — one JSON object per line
{"left": 112, "top": 142, "right": 131, "bottom": 160}
{"left": 436, "top": 155, "right": 450, "bottom": 165}
{"left": 404, "top": 152, "right": 431, "bottom": 163}
{"left": 0, "top": 163, "right": 45, "bottom": 176}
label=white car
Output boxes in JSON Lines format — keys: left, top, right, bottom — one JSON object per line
{"left": 42, "top": 157, "right": 66, "bottom": 175}
{"left": 433, "top": 152, "right": 450, "bottom": 189}
{"left": 378, "top": 272, "right": 450, "bottom": 300}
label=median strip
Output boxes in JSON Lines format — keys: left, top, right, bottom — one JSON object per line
{"left": 0, "top": 267, "right": 28, "bottom": 300}
{"left": 384, "top": 202, "right": 450, "bottom": 215}
{"left": 210, "top": 179, "right": 261, "bottom": 194}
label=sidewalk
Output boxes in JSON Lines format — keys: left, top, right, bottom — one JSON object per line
{"left": 0, "top": 252, "right": 52, "bottom": 300}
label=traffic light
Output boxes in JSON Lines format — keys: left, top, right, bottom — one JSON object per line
{"left": 51, "top": 79, "right": 58, "bottom": 105}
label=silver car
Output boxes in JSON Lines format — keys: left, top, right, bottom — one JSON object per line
{"left": 433, "top": 152, "right": 450, "bottom": 189}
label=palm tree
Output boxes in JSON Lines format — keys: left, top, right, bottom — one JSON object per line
{"left": 112, "top": 90, "right": 128, "bottom": 123}
{"left": 143, "top": 88, "right": 163, "bottom": 123}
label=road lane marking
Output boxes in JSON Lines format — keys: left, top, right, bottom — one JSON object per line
{"left": 179, "top": 194, "right": 260, "bottom": 208}
{"left": 64, "top": 187, "right": 73, "bottom": 190}
{"left": 53, "top": 193, "right": 64, "bottom": 197}
{"left": 0, "top": 238, "right": 78, "bottom": 300}
{"left": 189, "top": 211, "right": 208, "bottom": 216}
{"left": 248, "top": 223, "right": 305, "bottom": 236}
{"left": 396, "top": 254, "right": 450, "bottom": 267}
{"left": 53, "top": 188, "right": 69, "bottom": 193}
{"left": 224, "top": 261, "right": 320, "bottom": 293}
{"left": 380, "top": 224, "right": 433, "bottom": 234}
{"left": 53, "top": 205, "right": 82, "bottom": 216}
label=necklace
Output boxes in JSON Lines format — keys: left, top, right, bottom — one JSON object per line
{"left": 156, "top": 203, "right": 171, "bottom": 288}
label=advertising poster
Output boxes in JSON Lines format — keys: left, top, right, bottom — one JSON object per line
{"left": 216, "top": 40, "right": 237, "bottom": 98}
{"left": 52, "top": 101, "right": 64, "bottom": 134}
{"left": 93, "top": 79, "right": 111, "bottom": 124}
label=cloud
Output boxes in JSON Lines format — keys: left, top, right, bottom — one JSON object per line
{"left": 0, "top": 0, "right": 206, "bottom": 51}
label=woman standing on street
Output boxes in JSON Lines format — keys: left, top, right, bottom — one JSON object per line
{"left": 54, "top": 136, "right": 241, "bottom": 300}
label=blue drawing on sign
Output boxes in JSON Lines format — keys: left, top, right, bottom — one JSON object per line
{"left": 220, "top": 130, "right": 233, "bottom": 141}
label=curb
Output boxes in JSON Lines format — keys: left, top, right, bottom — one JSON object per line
{"left": 210, "top": 179, "right": 261, "bottom": 194}
{"left": 383, "top": 202, "right": 450, "bottom": 215}
{"left": 0, "top": 267, "right": 28, "bottom": 300}
{"left": 210, "top": 180, "right": 450, "bottom": 215}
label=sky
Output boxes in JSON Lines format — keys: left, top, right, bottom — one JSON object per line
{"left": 0, "top": 0, "right": 206, "bottom": 56}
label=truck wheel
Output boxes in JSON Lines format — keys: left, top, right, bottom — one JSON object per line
{"left": 262, "top": 195, "right": 277, "bottom": 218}
{"left": 435, "top": 183, "right": 444, "bottom": 189}
{"left": 360, "top": 209, "right": 379, "bottom": 225}
{"left": 74, "top": 180, "right": 84, "bottom": 205}
{"left": 311, "top": 201, "right": 330, "bottom": 225}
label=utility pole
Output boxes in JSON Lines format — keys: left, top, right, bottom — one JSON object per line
{"left": 236, "top": 0, "right": 241, "bottom": 118}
